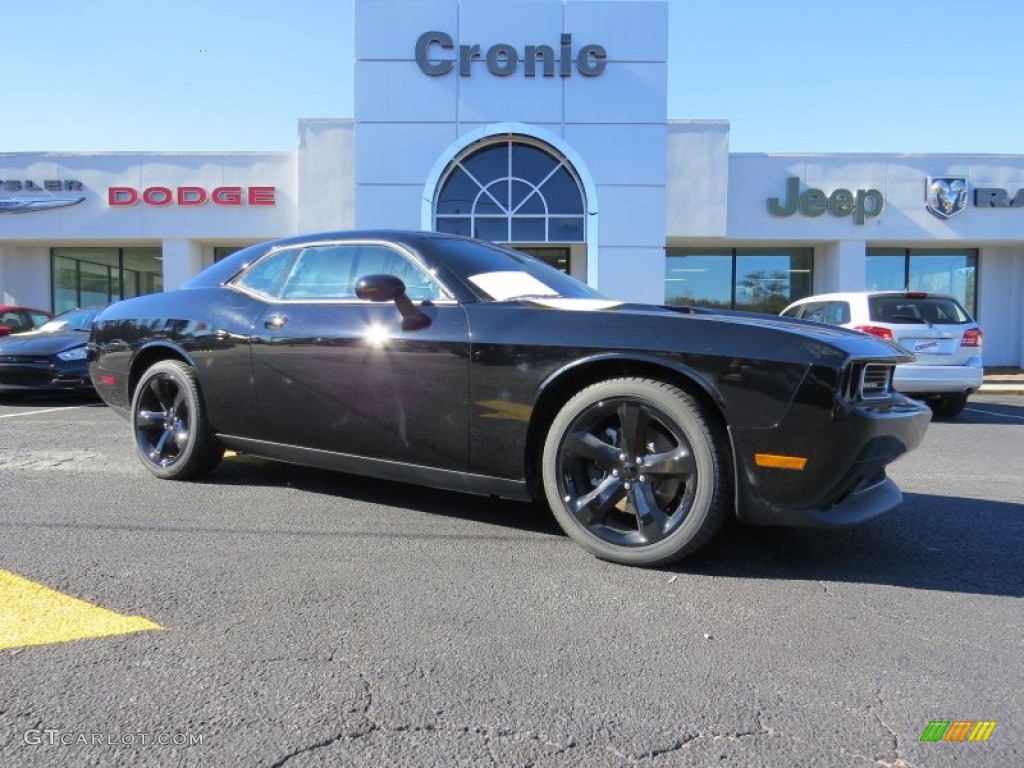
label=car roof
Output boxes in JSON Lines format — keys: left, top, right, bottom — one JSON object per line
{"left": 788, "top": 291, "right": 959, "bottom": 303}
{"left": 0, "top": 305, "right": 51, "bottom": 313}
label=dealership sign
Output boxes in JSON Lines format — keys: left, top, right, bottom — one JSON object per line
{"left": 415, "top": 31, "right": 607, "bottom": 77}
{"left": 925, "top": 177, "right": 968, "bottom": 219}
{"left": 767, "top": 177, "right": 884, "bottom": 225}
{"left": 925, "top": 176, "right": 1024, "bottom": 218}
{"left": 0, "top": 179, "right": 85, "bottom": 214}
{"left": 108, "top": 186, "right": 276, "bottom": 207}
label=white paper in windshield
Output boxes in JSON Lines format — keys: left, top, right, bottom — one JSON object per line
{"left": 468, "top": 271, "right": 559, "bottom": 301}
{"left": 525, "top": 298, "right": 623, "bottom": 311}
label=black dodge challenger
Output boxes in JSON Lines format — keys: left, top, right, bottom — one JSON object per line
{"left": 88, "top": 231, "right": 931, "bottom": 566}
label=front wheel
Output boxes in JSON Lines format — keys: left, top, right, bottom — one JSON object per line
{"left": 542, "top": 378, "right": 731, "bottom": 567}
{"left": 927, "top": 393, "right": 968, "bottom": 418}
{"left": 132, "top": 359, "right": 224, "bottom": 479}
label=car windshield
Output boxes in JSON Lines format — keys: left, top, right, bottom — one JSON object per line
{"left": 420, "top": 236, "right": 605, "bottom": 301}
{"left": 868, "top": 295, "right": 972, "bottom": 325}
{"left": 38, "top": 308, "right": 100, "bottom": 332}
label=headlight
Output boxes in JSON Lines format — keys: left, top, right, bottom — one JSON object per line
{"left": 57, "top": 346, "right": 88, "bottom": 361}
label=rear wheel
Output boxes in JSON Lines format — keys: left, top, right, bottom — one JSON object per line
{"left": 542, "top": 378, "right": 730, "bottom": 567}
{"left": 132, "top": 360, "right": 224, "bottom": 479}
{"left": 928, "top": 393, "right": 968, "bottom": 418}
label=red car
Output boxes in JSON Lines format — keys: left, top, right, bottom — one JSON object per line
{"left": 0, "top": 305, "right": 53, "bottom": 336}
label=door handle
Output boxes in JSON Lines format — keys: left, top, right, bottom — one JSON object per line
{"left": 264, "top": 314, "right": 288, "bottom": 330}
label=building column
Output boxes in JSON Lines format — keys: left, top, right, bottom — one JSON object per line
{"left": 815, "top": 240, "right": 866, "bottom": 294}
{"left": 161, "top": 239, "right": 203, "bottom": 291}
{"left": 977, "top": 245, "right": 1023, "bottom": 367}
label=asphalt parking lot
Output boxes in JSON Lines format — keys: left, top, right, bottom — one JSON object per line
{"left": 1, "top": 393, "right": 1021, "bottom": 767}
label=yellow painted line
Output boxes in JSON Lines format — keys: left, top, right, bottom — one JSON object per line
{"left": 754, "top": 453, "right": 808, "bottom": 470}
{"left": 222, "top": 449, "right": 268, "bottom": 465}
{"left": 0, "top": 569, "right": 163, "bottom": 651}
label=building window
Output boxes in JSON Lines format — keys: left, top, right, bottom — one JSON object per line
{"left": 665, "top": 247, "right": 813, "bottom": 314}
{"left": 51, "top": 247, "right": 163, "bottom": 313}
{"left": 214, "top": 246, "right": 246, "bottom": 262}
{"left": 866, "top": 248, "right": 978, "bottom": 316}
{"left": 434, "top": 138, "right": 585, "bottom": 244}
{"left": 515, "top": 246, "right": 571, "bottom": 274}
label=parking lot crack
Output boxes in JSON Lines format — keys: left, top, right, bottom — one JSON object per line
{"left": 637, "top": 717, "right": 775, "bottom": 762}
{"left": 870, "top": 687, "right": 911, "bottom": 767}
{"left": 268, "top": 730, "right": 357, "bottom": 768}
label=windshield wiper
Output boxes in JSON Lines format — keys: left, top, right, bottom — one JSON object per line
{"left": 503, "top": 293, "right": 563, "bottom": 301}
{"left": 888, "top": 314, "right": 927, "bottom": 324}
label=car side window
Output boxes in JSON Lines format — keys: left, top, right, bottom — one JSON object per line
{"left": 280, "top": 246, "right": 360, "bottom": 300}
{"left": 800, "top": 302, "right": 828, "bottom": 323}
{"left": 348, "top": 245, "right": 444, "bottom": 302}
{"left": 0, "top": 310, "right": 29, "bottom": 331}
{"left": 28, "top": 311, "right": 51, "bottom": 328}
{"left": 780, "top": 305, "right": 803, "bottom": 319}
{"left": 278, "top": 244, "right": 444, "bottom": 302}
{"left": 237, "top": 243, "right": 446, "bottom": 303}
{"left": 234, "top": 248, "right": 297, "bottom": 298}
{"left": 825, "top": 302, "right": 850, "bottom": 325}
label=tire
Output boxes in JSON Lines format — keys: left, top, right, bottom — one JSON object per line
{"left": 542, "top": 377, "right": 730, "bottom": 567}
{"left": 131, "top": 359, "right": 224, "bottom": 480}
{"left": 928, "top": 393, "right": 968, "bottom": 419}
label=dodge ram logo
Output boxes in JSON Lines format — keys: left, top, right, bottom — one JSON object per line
{"left": 926, "top": 177, "right": 968, "bottom": 219}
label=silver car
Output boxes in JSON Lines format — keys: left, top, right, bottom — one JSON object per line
{"left": 781, "top": 291, "right": 982, "bottom": 417}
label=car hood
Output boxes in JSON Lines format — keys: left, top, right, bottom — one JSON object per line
{"left": 523, "top": 298, "right": 876, "bottom": 340}
{"left": 515, "top": 298, "right": 913, "bottom": 362}
{"left": 0, "top": 329, "right": 88, "bottom": 355}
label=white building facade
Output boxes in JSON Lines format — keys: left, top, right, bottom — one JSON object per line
{"left": 1, "top": 0, "right": 1022, "bottom": 366}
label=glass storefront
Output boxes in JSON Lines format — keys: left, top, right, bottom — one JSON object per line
{"left": 51, "top": 247, "right": 163, "bottom": 313}
{"left": 665, "top": 247, "right": 813, "bottom": 314}
{"left": 866, "top": 248, "right": 978, "bottom": 315}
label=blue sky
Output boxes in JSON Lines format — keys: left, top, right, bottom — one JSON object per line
{"left": 5, "top": 0, "right": 1022, "bottom": 154}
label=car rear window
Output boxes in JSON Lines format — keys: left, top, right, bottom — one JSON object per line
{"left": 868, "top": 295, "right": 971, "bottom": 325}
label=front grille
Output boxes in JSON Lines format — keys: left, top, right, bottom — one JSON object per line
{"left": 859, "top": 364, "right": 892, "bottom": 399}
{"left": 841, "top": 362, "right": 894, "bottom": 401}
{"left": 0, "top": 373, "right": 51, "bottom": 386}
{"left": 0, "top": 355, "right": 51, "bottom": 364}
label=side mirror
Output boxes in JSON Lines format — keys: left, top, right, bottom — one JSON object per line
{"left": 0, "top": 325, "right": 12, "bottom": 336}
{"left": 355, "top": 274, "right": 431, "bottom": 331}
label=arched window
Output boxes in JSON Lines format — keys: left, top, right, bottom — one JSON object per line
{"left": 434, "top": 138, "right": 585, "bottom": 243}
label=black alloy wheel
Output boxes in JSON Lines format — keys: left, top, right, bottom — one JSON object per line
{"left": 132, "top": 359, "right": 224, "bottom": 480}
{"left": 927, "top": 392, "right": 968, "bottom": 419}
{"left": 542, "top": 378, "right": 730, "bottom": 567}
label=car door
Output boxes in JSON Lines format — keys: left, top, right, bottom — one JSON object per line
{"left": 244, "top": 240, "right": 471, "bottom": 471}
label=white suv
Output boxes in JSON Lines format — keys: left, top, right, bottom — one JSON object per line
{"left": 781, "top": 291, "right": 983, "bottom": 417}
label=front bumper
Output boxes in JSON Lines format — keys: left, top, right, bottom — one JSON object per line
{"left": 731, "top": 373, "right": 932, "bottom": 527}
{"left": 0, "top": 358, "right": 93, "bottom": 391}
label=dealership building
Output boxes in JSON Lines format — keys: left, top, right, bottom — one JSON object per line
{"left": 1, "top": 0, "right": 1022, "bottom": 367}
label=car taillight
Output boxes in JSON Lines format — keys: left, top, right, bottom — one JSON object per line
{"left": 961, "top": 327, "right": 982, "bottom": 347}
{"left": 853, "top": 325, "right": 894, "bottom": 341}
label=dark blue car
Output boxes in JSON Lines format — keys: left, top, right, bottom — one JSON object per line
{"left": 0, "top": 308, "right": 100, "bottom": 395}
